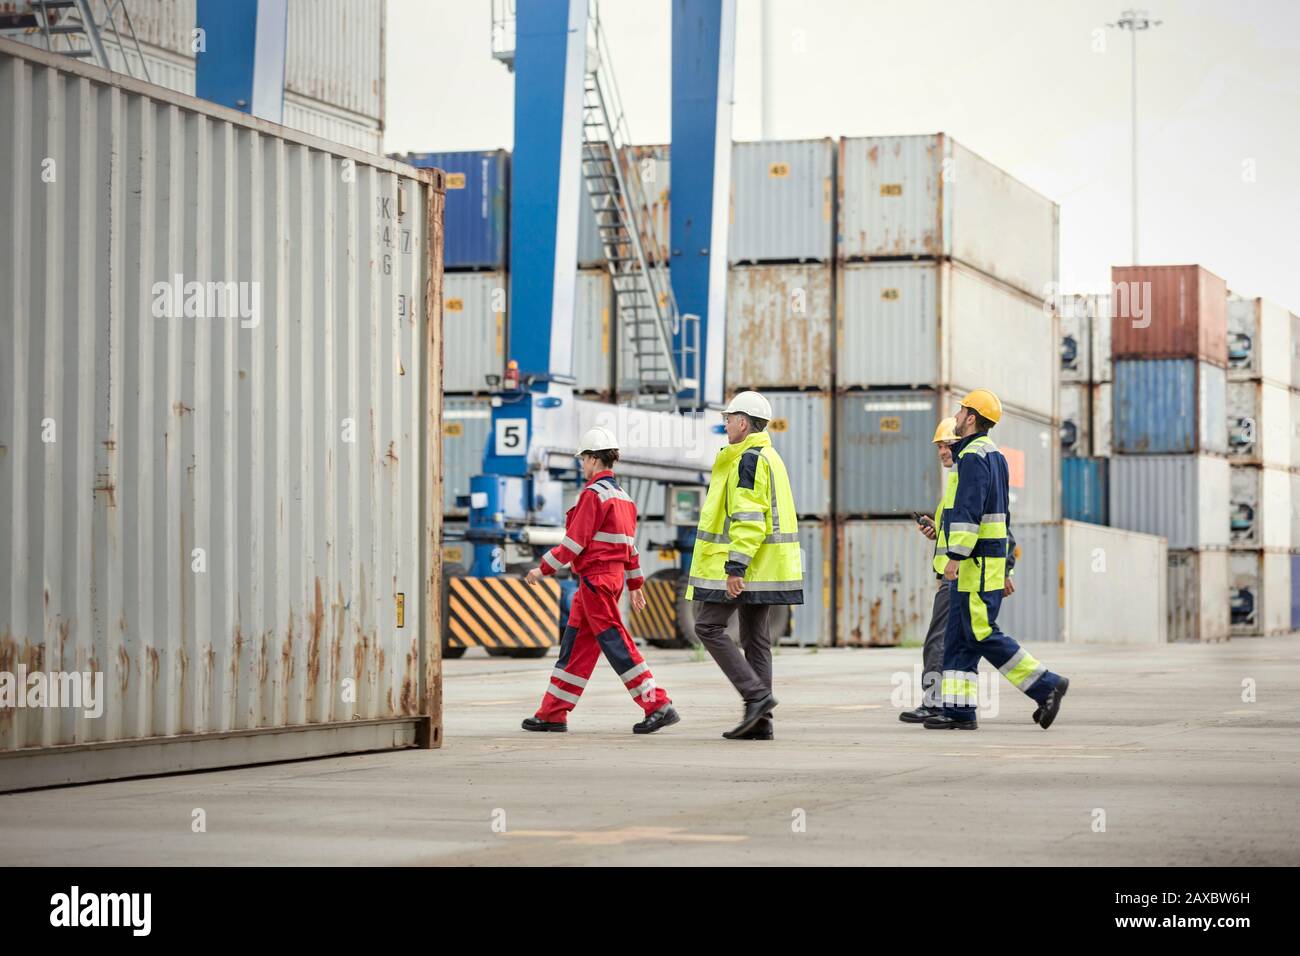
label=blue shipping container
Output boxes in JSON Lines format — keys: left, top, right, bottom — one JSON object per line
{"left": 1114, "top": 358, "right": 1227, "bottom": 455}
{"left": 1292, "top": 554, "right": 1300, "bottom": 631}
{"left": 1062, "top": 457, "right": 1109, "bottom": 525}
{"left": 402, "top": 150, "right": 509, "bottom": 270}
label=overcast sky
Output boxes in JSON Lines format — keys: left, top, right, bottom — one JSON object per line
{"left": 386, "top": 0, "right": 1300, "bottom": 311}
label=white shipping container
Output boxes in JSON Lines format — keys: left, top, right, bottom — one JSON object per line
{"left": 1229, "top": 465, "right": 1292, "bottom": 551}
{"left": 1226, "top": 380, "right": 1292, "bottom": 468}
{"left": 1293, "top": 473, "right": 1300, "bottom": 550}
{"left": 729, "top": 138, "right": 835, "bottom": 263}
{"left": 442, "top": 397, "right": 493, "bottom": 516}
{"left": 573, "top": 269, "right": 613, "bottom": 395}
{"left": 1059, "top": 295, "right": 1091, "bottom": 383}
{"left": 725, "top": 264, "right": 832, "bottom": 389}
{"left": 837, "top": 134, "right": 1059, "bottom": 299}
{"left": 787, "top": 520, "right": 833, "bottom": 646}
{"left": 836, "top": 520, "right": 938, "bottom": 647}
{"left": 1292, "top": 311, "right": 1300, "bottom": 391}
{"left": 0, "top": 41, "right": 442, "bottom": 785}
{"left": 1292, "top": 389, "right": 1300, "bottom": 467}
{"left": 284, "top": 0, "right": 383, "bottom": 121}
{"left": 1091, "top": 382, "right": 1113, "bottom": 457}
{"left": 1167, "top": 550, "right": 1231, "bottom": 642}
{"left": 1091, "top": 294, "right": 1113, "bottom": 383}
{"left": 1109, "top": 455, "right": 1232, "bottom": 550}
{"left": 442, "top": 272, "right": 506, "bottom": 393}
{"left": 1229, "top": 551, "right": 1292, "bottom": 636}
{"left": 1060, "top": 383, "right": 1090, "bottom": 457}
{"left": 764, "top": 392, "right": 833, "bottom": 517}
{"left": 1000, "top": 522, "right": 1168, "bottom": 644}
{"left": 1227, "top": 295, "right": 1292, "bottom": 387}
{"left": 837, "top": 260, "right": 1057, "bottom": 419}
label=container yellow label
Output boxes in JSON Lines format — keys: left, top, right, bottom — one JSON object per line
{"left": 879, "top": 416, "right": 902, "bottom": 432}
{"left": 880, "top": 183, "right": 903, "bottom": 196}
{"left": 443, "top": 421, "right": 464, "bottom": 437}
{"left": 444, "top": 545, "right": 465, "bottom": 565}
{"left": 769, "top": 417, "right": 789, "bottom": 432}
{"left": 881, "top": 288, "right": 900, "bottom": 300}
{"left": 658, "top": 548, "right": 677, "bottom": 560}
{"left": 769, "top": 162, "right": 790, "bottom": 178}
{"left": 396, "top": 592, "right": 405, "bottom": 628}
{"left": 446, "top": 298, "right": 463, "bottom": 311}
{"left": 446, "top": 173, "right": 467, "bottom": 189}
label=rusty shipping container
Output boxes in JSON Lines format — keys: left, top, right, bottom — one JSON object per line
{"left": 725, "top": 263, "right": 832, "bottom": 390}
{"left": 1110, "top": 264, "right": 1228, "bottom": 366}
{"left": 836, "top": 520, "right": 938, "bottom": 647}
{"left": 0, "top": 40, "right": 444, "bottom": 791}
{"left": 837, "top": 134, "right": 1059, "bottom": 300}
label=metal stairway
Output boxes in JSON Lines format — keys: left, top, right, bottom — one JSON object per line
{"left": 0, "top": 0, "right": 152, "bottom": 81}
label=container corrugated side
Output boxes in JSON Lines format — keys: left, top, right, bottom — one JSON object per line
{"left": 1167, "top": 551, "right": 1230, "bottom": 643}
{"left": 835, "top": 390, "right": 1057, "bottom": 521}
{"left": 1292, "top": 312, "right": 1300, "bottom": 392}
{"left": 442, "top": 272, "right": 506, "bottom": 392}
{"left": 1091, "top": 382, "right": 1112, "bottom": 456}
{"left": 1228, "top": 551, "right": 1292, "bottom": 636}
{"left": 1292, "top": 474, "right": 1300, "bottom": 553}
{"left": 1226, "top": 380, "right": 1292, "bottom": 468}
{"left": 725, "top": 264, "right": 832, "bottom": 390}
{"left": 1292, "top": 390, "right": 1300, "bottom": 466}
{"left": 1060, "top": 383, "right": 1089, "bottom": 457}
{"left": 442, "top": 397, "right": 492, "bottom": 515}
{"left": 0, "top": 41, "right": 442, "bottom": 774}
{"left": 1062, "top": 458, "right": 1108, "bottom": 525}
{"left": 837, "top": 134, "right": 1059, "bottom": 299}
{"left": 729, "top": 138, "right": 834, "bottom": 263}
{"left": 1113, "top": 359, "right": 1227, "bottom": 455}
{"left": 836, "top": 260, "right": 1057, "bottom": 418}
{"left": 1227, "top": 296, "right": 1292, "bottom": 387}
{"left": 1059, "top": 295, "right": 1092, "bottom": 383}
{"left": 997, "top": 522, "right": 1061, "bottom": 643}
{"left": 1111, "top": 264, "right": 1228, "bottom": 366}
{"left": 1292, "top": 553, "right": 1300, "bottom": 631}
{"left": 1109, "top": 455, "right": 1231, "bottom": 550}
{"left": 764, "top": 392, "right": 832, "bottom": 517}
{"left": 1228, "top": 465, "right": 1292, "bottom": 551}
{"left": 573, "top": 269, "right": 613, "bottom": 396}
{"left": 401, "top": 150, "right": 509, "bottom": 270}
{"left": 1092, "top": 294, "right": 1113, "bottom": 382}
{"left": 787, "top": 520, "right": 833, "bottom": 646}
{"left": 283, "top": 0, "right": 384, "bottom": 121}
{"left": 836, "top": 520, "right": 937, "bottom": 647}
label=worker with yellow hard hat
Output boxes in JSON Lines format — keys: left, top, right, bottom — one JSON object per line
{"left": 925, "top": 389, "right": 1071, "bottom": 731}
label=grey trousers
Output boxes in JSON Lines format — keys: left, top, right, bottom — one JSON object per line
{"left": 921, "top": 581, "right": 951, "bottom": 709}
{"left": 694, "top": 601, "right": 772, "bottom": 703}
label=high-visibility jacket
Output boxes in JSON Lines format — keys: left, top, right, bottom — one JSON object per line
{"left": 931, "top": 471, "right": 959, "bottom": 576}
{"left": 942, "top": 433, "right": 1017, "bottom": 592}
{"left": 686, "top": 431, "right": 804, "bottom": 604}
{"left": 540, "top": 471, "right": 645, "bottom": 590}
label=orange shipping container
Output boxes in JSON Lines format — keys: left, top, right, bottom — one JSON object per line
{"left": 1110, "top": 264, "right": 1228, "bottom": 366}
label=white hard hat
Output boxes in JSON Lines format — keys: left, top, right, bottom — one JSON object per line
{"left": 723, "top": 390, "right": 773, "bottom": 421}
{"left": 577, "top": 425, "right": 619, "bottom": 455}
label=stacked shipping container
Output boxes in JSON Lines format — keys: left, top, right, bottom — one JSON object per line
{"left": 1059, "top": 292, "right": 1113, "bottom": 523}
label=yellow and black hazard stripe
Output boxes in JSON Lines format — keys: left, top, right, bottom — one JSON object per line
{"left": 628, "top": 577, "right": 678, "bottom": 642}
{"left": 446, "top": 576, "right": 560, "bottom": 649}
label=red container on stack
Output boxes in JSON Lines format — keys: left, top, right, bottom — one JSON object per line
{"left": 1111, "top": 264, "right": 1228, "bottom": 366}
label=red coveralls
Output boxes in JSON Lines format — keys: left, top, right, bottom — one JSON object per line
{"left": 535, "top": 471, "right": 672, "bottom": 723}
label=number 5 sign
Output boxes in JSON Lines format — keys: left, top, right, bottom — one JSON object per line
{"left": 495, "top": 418, "right": 527, "bottom": 456}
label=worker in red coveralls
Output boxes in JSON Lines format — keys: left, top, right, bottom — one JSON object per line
{"left": 521, "top": 426, "right": 681, "bottom": 735}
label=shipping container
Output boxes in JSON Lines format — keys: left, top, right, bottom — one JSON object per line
{"left": 1110, "top": 264, "right": 1227, "bottom": 366}
{"left": 579, "top": 144, "right": 669, "bottom": 266}
{"left": 1227, "top": 295, "right": 1292, "bottom": 387}
{"left": 999, "top": 522, "right": 1166, "bottom": 644}
{"left": 442, "top": 272, "right": 507, "bottom": 392}
{"left": 729, "top": 138, "right": 835, "bottom": 264}
{"left": 763, "top": 392, "right": 833, "bottom": 517}
{"left": 573, "top": 268, "right": 613, "bottom": 396}
{"left": 1167, "top": 550, "right": 1231, "bottom": 642}
{"left": 1109, "top": 455, "right": 1231, "bottom": 550}
{"left": 1091, "top": 381, "right": 1113, "bottom": 457}
{"left": 835, "top": 390, "right": 1057, "bottom": 521}
{"left": 1062, "top": 457, "right": 1109, "bottom": 525}
{"left": 619, "top": 518, "right": 683, "bottom": 627}
{"left": 836, "top": 520, "right": 937, "bottom": 647}
{"left": 726, "top": 263, "right": 832, "bottom": 390}
{"left": 1229, "top": 551, "right": 1292, "bottom": 636}
{"left": 441, "top": 523, "right": 471, "bottom": 576}
{"left": 1113, "top": 359, "right": 1227, "bottom": 455}
{"left": 400, "top": 150, "right": 509, "bottom": 270}
{"left": 1291, "top": 389, "right": 1300, "bottom": 467}
{"left": 1293, "top": 474, "right": 1300, "bottom": 553}
{"left": 1059, "top": 295, "right": 1092, "bottom": 383}
{"left": 1229, "top": 465, "right": 1292, "bottom": 551}
{"left": 1060, "top": 383, "right": 1089, "bottom": 456}
{"left": 283, "top": 0, "right": 384, "bottom": 121}
{"left": 1292, "top": 311, "right": 1300, "bottom": 391}
{"left": 837, "top": 260, "right": 1057, "bottom": 418}
{"left": 622, "top": 476, "right": 666, "bottom": 518}
{"left": 442, "top": 397, "right": 493, "bottom": 515}
{"left": 837, "top": 134, "right": 1059, "bottom": 299}
{"left": 787, "top": 519, "right": 833, "bottom": 646}
{"left": 1092, "top": 294, "right": 1113, "bottom": 382}
{"left": 1293, "top": 553, "right": 1300, "bottom": 632}
{"left": 0, "top": 40, "right": 443, "bottom": 789}
{"left": 1226, "top": 380, "right": 1292, "bottom": 467}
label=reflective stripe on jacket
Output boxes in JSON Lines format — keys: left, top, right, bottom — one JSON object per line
{"left": 941, "top": 433, "right": 1017, "bottom": 593}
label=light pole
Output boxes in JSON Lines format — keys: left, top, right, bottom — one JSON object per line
{"left": 1108, "top": 9, "right": 1162, "bottom": 265}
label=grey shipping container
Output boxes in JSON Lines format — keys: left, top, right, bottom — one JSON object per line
{"left": 725, "top": 263, "right": 832, "bottom": 390}
{"left": 442, "top": 272, "right": 507, "bottom": 393}
{"left": 835, "top": 390, "right": 1058, "bottom": 522}
{"left": 837, "top": 134, "right": 1059, "bottom": 300}
{"left": 0, "top": 40, "right": 444, "bottom": 789}
{"left": 836, "top": 259, "right": 1057, "bottom": 419}
{"left": 1226, "top": 379, "right": 1292, "bottom": 468}
{"left": 999, "top": 522, "right": 1168, "bottom": 645}
{"left": 764, "top": 392, "right": 833, "bottom": 517}
{"left": 1109, "top": 455, "right": 1231, "bottom": 550}
{"left": 1229, "top": 550, "right": 1292, "bottom": 636}
{"left": 786, "top": 519, "right": 834, "bottom": 646}
{"left": 442, "top": 397, "right": 493, "bottom": 516}
{"left": 573, "top": 269, "right": 614, "bottom": 396}
{"left": 1227, "top": 295, "right": 1292, "bottom": 387}
{"left": 836, "top": 520, "right": 938, "bottom": 647}
{"left": 1229, "top": 465, "right": 1291, "bottom": 551}
{"left": 729, "top": 138, "right": 835, "bottom": 263}
{"left": 1167, "top": 550, "right": 1230, "bottom": 642}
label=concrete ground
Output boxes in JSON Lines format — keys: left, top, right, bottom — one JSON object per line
{"left": 2, "top": 636, "right": 1298, "bottom": 866}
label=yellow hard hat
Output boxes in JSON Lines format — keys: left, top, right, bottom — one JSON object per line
{"left": 959, "top": 388, "right": 1003, "bottom": 424}
{"left": 932, "top": 417, "right": 958, "bottom": 444}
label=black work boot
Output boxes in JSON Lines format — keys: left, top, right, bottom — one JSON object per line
{"left": 923, "top": 714, "right": 978, "bottom": 730}
{"left": 899, "top": 705, "right": 941, "bottom": 724}
{"left": 521, "top": 716, "right": 568, "bottom": 733}
{"left": 734, "top": 716, "right": 774, "bottom": 740}
{"left": 723, "top": 693, "right": 778, "bottom": 739}
{"left": 633, "top": 704, "right": 680, "bottom": 735}
{"left": 1034, "top": 676, "right": 1070, "bottom": 729}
